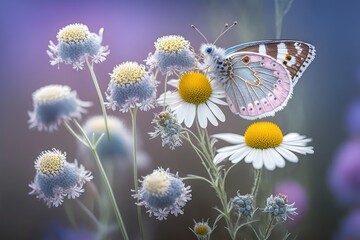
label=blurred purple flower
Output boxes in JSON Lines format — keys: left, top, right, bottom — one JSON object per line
{"left": 43, "top": 224, "right": 96, "bottom": 240}
{"left": 329, "top": 140, "right": 360, "bottom": 205}
{"left": 335, "top": 209, "right": 360, "bottom": 240}
{"left": 274, "top": 181, "right": 307, "bottom": 223}
{"left": 345, "top": 99, "right": 360, "bottom": 137}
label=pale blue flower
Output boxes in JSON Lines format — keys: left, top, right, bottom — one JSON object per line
{"left": 106, "top": 62, "right": 157, "bottom": 112}
{"left": 47, "top": 23, "right": 109, "bottom": 70}
{"left": 146, "top": 35, "right": 196, "bottom": 75}
{"left": 149, "top": 110, "right": 183, "bottom": 150}
{"left": 28, "top": 85, "right": 91, "bottom": 132}
{"left": 29, "top": 149, "right": 93, "bottom": 207}
{"left": 133, "top": 168, "right": 192, "bottom": 220}
{"left": 263, "top": 194, "right": 297, "bottom": 221}
{"left": 232, "top": 193, "right": 254, "bottom": 218}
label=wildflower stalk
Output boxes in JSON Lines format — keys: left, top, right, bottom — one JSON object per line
{"left": 71, "top": 119, "right": 129, "bottom": 240}
{"left": 263, "top": 216, "right": 275, "bottom": 240}
{"left": 85, "top": 58, "right": 110, "bottom": 141}
{"left": 251, "top": 169, "right": 263, "bottom": 201}
{"left": 163, "top": 74, "right": 168, "bottom": 110}
{"left": 130, "top": 107, "right": 145, "bottom": 240}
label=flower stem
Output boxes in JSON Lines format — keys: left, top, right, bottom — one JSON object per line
{"left": 72, "top": 119, "right": 129, "bottom": 240}
{"left": 85, "top": 58, "right": 110, "bottom": 141}
{"left": 76, "top": 198, "right": 100, "bottom": 227}
{"left": 251, "top": 169, "right": 262, "bottom": 201}
{"left": 130, "top": 107, "right": 145, "bottom": 240}
{"left": 263, "top": 216, "right": 275, "bottom": 240}
{"left": 162, "top": 74, "right": 168, "bottom": 110}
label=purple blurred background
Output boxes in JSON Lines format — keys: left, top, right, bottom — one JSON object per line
{"left": 1, "top": 0, "right": 360, "bottom": 239}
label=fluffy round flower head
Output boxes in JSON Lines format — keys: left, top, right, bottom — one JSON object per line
{"left": 329, "top": 140, "right": 360, "bottom": 205}
{"left": 274, "top": 181, "right": 307, "bottom": 224}
{"left": 47, "top": 23, "right": 110, "bottom": 70}
{"left": 149, "top": 110, "right": 183, "bottom": 150}
{"left": 29, "top": 149, "right": 93, "bottom": 207}
{"left": 191, "top": 219, "right": 212, "bottom": 240}
{"left": 106, "top": 61, "right": 157, "bottom": 112}
{"left": 335, "top": 209, "right": 360, "bottom": 240}
{"left": 213, "top": 122, "right": 314, "bottom": 170}
{"left": 158, "top": 71, "right": 227, "bottom": 128}
{"left": 345, "top": 99, "right": 360, "bottom": 138}
{"left": 232, "top": 193, "right": 255, "bottom": 218}
{"left": 263, "top": 194, "right": 297, "bottom": 221}
{"left": 146, "top": 35, "right": 196, "bottom": 75}
{"left": 28, "top": 85, "right": 92, "bottom": 132}
{"left": 133, "top": 168, "right": 192, "bottom": 221}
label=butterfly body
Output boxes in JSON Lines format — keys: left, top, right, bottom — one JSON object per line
{"left": 201, "top": 40, "right": 316, "bottom": 120}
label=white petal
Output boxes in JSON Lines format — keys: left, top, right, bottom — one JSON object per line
{"left": 244, "top": 148, "right": 257, "bottom": 163}
{"left": 229, "top": 145, "right": 250, "bottom": 163}
{"left": 283, "top": 133, "right": 304, "bottom": 141}
{"left": 266, "top": 148, "right": 286, "bottom": 168}
{"left": 207, "top": 101, "right": 225, "bottom": 122}
{"left": 167, "top": 79, "right": 179, "bottom": 87}
{"left": 262, "top": 150, "right": 276, "bottom": 170}
{"left": 209, "top": 96, "right": 228, "bottom": 105}
{"left": 217, "top": 144, "right": 244, "bottom": 153}
{"left": 184, "top": 105, "right": 196, "bottom": 128}
{"left": 212, "top": 133, "right": 244, "bottom": 144}
{"left": 213, "top": 151, "right": 234, "bottom": 164}
{"left": 275, "top": 146, "right": 298, "bottom": 163}
{"left": 203, "top": 104, "right": 218, "bottom": 126}
{"left": 280, "top": 144, "right": 314, "bottom": 154}
{"left": 174, "top": 104, "right": 189, "bottom": 124}
{"left": 252, "top": 149, "right": 263, "bottom": 169}
{"left": 197, "top": 104, "right": 208, "bottom": 128}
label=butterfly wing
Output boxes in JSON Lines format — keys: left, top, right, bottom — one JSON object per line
{"left": 224, "top": 51, "right": 293, "bottom": 120}
{"left": 225, "top": 40, "right": 316, "bottom": 85}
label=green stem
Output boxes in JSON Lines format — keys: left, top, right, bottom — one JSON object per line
{"left": 163, "top": 74, "right": 168, "bottom": 110}
{"left": 263, "top": 216, "right": 275, "bottom": 240}
{"left": 76, "top": 199, "right": 100, "bottom": 227}
{"left": 72, "top": 119, "right": 129, "bottom": 240}
{"left": 130, "top": 107, "right": 145, "bottom": 240}
{"left": 85, "top": 59, "right": 110, "bottom": 141}
{"left": 251, "top": 169, "right": 263, "bottom": 201}
{"left": 63, "top": 120, "right": 88, "bottom": 146}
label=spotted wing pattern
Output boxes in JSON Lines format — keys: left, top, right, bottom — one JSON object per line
{"left": 224, "top": 52, "right": 293, "bottom": 120}
{"left": 225, "top": 40, "right": 316, "bottom": 85}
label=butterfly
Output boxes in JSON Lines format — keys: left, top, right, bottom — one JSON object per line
{"left": 195, "top": 23, "right": 316, "bottom": 120}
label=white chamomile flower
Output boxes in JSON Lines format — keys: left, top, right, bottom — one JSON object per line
{"left": 213, "top": 122, "right": 314, "bottom": 170}
{"left": 158, "top": 71, "right": 227, "bottom": 128}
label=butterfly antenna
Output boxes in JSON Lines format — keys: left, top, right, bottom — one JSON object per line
{"left": 213, "top": 21, "right": 238, "bottom": 44}
{"left": 191, "top": 24, "right": 208, "bottom": 43}
{"left": 219, "top": 23, "right": 229, "bottom": 36}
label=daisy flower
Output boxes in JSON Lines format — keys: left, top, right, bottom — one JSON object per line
{"left": 47, "top": 23, "right": 109, "bottom": 70}
{"left": 158, "top": 71, "right": 226, "bottom": 128}
{"left": 191, "top": 219, "right": 212, "bottom": 240}
{"left": 29, "top": 149, "right": 93, "bottom": 207}
{"left": 106, "top": 61, "right": 157, "bottom": 112}
{"left": 28, "top": 84, "right": 91, "bottom": 132}
{"left": 213, "top": 122, "right": 314, "bottom": 170}
{"left": 146, "top": 35, "right": 196, "bottom": 75}
{"left": 133, "top": 168, "right": 192, "bottom": 221}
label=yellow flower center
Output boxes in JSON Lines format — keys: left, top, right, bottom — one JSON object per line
{"left": 178, "top": 72, "right": 212, "bottom": 105}
{"left": 58, "top": 24, "right": 90, "bottom": 44}
{"left": 37, "top": 152, "right": 65, "bottom": 175}
{"left": 143, "top": 171, "right": 171, "bottom": 196}
{"left": 111, "top": 62, "right": 145, "bottom": 85}
{"left": 244, "top": 122, "right": 283, "bottom": 149}
{"left": 155, "top": 35, "right": 188, "bottom": 54}
{"left": 33, "top": 85, "right": 71, "bottom": 103}
{"left": 195, "top": 225, "right": 209, "bottom": 236}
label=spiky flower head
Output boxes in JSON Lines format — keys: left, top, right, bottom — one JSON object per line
{"left": 149, "top": 110, "right": 183, "bottom": 150}
{"left": 106, "top": 61, "right": 157, "bottom": 112}
{"left": 232, "top": 193, "right": 255, "bottom": 218}
{"left": 191, "top": 219, "right": 212, "bottom": 240}
{"left": 146, "top": 35, "right": 196, "bottom": 75}
{"left": 28, "top": 84, "right": 91, "bottom": 132}
{"left": 263, "top": 194, "right": 297, "bottom": 221}
{"left": 133, "top": 168, "right": 192, "bottom": 220}
{"left": 29, "top": 149, "right": 93, "bottom": 207}
{"left": 47, "top": 23, "right": 109, "bottom": 70}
